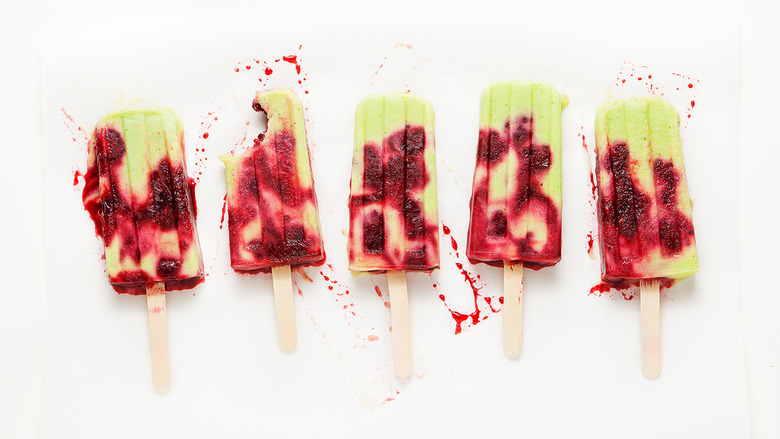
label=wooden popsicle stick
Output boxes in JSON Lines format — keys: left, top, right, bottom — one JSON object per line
{"left": 503, "top": 261, "right": 524, "bottom": 358}
{"left": 387, "top": 270, "right": 412, "bottom": 378}
{"left": 271, "top": 265, "right": 297, "bottom": 351}
{"left": 146, "top": 282, "right": 171, "bottom": 394}
{"left": 640, "top": 279, "right": 661, "bottom": 379}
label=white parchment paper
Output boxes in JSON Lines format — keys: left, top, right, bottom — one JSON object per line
{"left": 41, "top": 5, "right": 747, "bottom": 438}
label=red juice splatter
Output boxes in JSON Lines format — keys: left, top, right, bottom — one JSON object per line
{"left": 219, "top": 194, "right": 227, "bottom": 229}
{"left": 441, "top": 224, "right": 458, "bottom": 252}
{"left": 435, "top": 265, "right": 500, "bottom": 335}
{"left": 587, "top": 233, "right": 595, "bottom": 253}
{"left": 282, "top": 55, "right": 302, "bottom": 74}
{"left": 265, "top": 67, "right": 273, "bottom": 75}
{"left": 437, "top": 222, "right": 501, "bottom": 333}
{"left": 688, "top": 83, "right": 693, "bottom": 88}
{"left": 73, "top": 170, "right": 83, "bottom": 186}
{"left": 203, "top": 132, "right": 209, "bottom": 139}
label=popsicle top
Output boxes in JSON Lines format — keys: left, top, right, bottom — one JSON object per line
{"left": 82, "top": 109, "right": 204, "bottom": 295}
{"left": 348, "top": 92, "right": 439, "bottom": 272}
{"left": 466, "top": 81, "right": 568, "bottom": 269}
{"left": 594, "top": 96, "right": 698, "bottom": 283}
{"left": 220, "top": 88, "right": 324, "bottom": 272}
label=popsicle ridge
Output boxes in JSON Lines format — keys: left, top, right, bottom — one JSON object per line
{"left": 595, "top": 97, "right": 697, "bottom": 283}
{"left": 466, "top": 81, "right": 566, "bottom": 269}
{"left": 82, "top": 109, "right": 204, "bottom": 294}
{"left": 348, "top": 93, "right": 439, "bottom": 272}
{"left": 220, "top": 88, "right": 324, "bottom": 272}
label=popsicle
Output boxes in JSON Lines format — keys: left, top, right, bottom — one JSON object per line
{"left": 348, "top": 92, "right": 439, "bottom": 377}
{"left": 82, "top": 108, "right": 204, "bottom": 393}
{"left": 221, "top": 88, "right": 324, "bottom": 351}
{"left": 466, "top": 81, "right": 567, "bottom": 357}
{"left": 594, "top": 96, "right": 698, "bottom": 378}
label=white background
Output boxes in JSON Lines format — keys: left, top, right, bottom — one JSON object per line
{"left": 1, "top": 0, "right": 777, "bottom": 438}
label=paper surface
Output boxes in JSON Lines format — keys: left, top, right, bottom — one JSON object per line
{"left": 42, "top": 6, "right": 747, "bottom": 438}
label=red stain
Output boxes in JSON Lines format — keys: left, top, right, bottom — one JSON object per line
{"left": 73, "top": 170, "right": 83, "bottom": 186}
{"left": 265, "top": 67, "right": 273, "bottom": 75}
{"left": 367, "top": 335, "right": 379, "bottom": 342}
{"left": 688, "top": 83, "right": 693, "bottom": 88}
{"left": 691, "top": 100, "right": 695, "bottom": 108}
{"left": 438, "top": 222, "right": 501, "bottom": 333}
{"left": 245, "top": 65, "right": 252, "bottom": 70}
{"left": 297, "top": 287, "right": 304, "bottom": 297}
{"left": 589, "top": 282, "right": 614, "bottom": 297}
{"left": 441, "top": 225, "right": 458, "bottom": 252}
{"left": 587, "top": 233, "right": 595, "bottom": 255}
{"left": 374, "top": 285, "right": 390, "bottom": 308}
{"left": 62, "top": 107, "right": 89, "bottom": 149}
{"left": 219, "top": 194, "right": 227, "bottom": 230}
{"left": 589, "top": 282, "right": 637, "bottom": 300}
{"left": 203, "top": 132, "right": 209, "bottom": 139}
{"left": 282, "top": 55, "right": 302, "bottom": 74}
{"left": 234, "top": 67, "right": 240, "bottom": 72}
{"left": 435, "top": 265, "right": 500, "bottom": 335}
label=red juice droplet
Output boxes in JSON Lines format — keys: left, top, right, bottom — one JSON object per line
{"left": 219, "top": 194, "right": 228, "bottom": 229}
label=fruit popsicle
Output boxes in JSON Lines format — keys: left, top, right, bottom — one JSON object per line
{"left": 220, "top": 88, "right": 323, "bottom": 350}
{"left": 82, "top": 108, "right": 204, "bottom": 393}
{"left": 348, "top": 92, "right": 439, "bottom": 377}
{"left": 348, "top": 93, "right": 439, "bottom": 273}
{"left": 466, "top": 81, "right": 567, "bottom": 357}
{"left": 594, "top": 97, "right": 698, "bottom": 284}
{"left": 594, "top": 96, "right": 698, "bottom": 378}
{"left": 82, "top": 110, "right": 204, "bottom": 294}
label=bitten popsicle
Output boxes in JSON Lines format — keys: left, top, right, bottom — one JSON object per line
{"left": 82, "top": 109, "right": 204, "bottom": 393}
{"left": 221, "top": 88, "right": 324, "bottom": 351}
{"left": 594, "top": 96, "right": 698, "bottom": 378}
{"left": 466, "top": 81, "right": 567, "bottom": 357}
{"left": 348, "top": 92, "right": 439, "bottom": 377}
